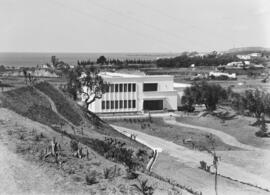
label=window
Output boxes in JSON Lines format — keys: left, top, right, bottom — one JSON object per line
{"left": 110, "top": 84, "right": 114, "bottom": 92}
{"left": 115, "top": 100, "right": 118, "bottom": 109}
{"left": 124, "top": 84, "right": 127, "bottom": 92}
{"left": 124, "top": 100, "right": 127, "bottom": 108}
{"left": 111, "top": 101, "right": 114, "bottom": 109}
{"left": 119, "top": 84, "right": 123, "bottom": 92}
{"left": 128, "top": 84, "right": 132, "bottom": 92}
{"left": 120, "top": 100, "right": 123, "bottom": 109}
{"left": 132, "top": 100, "right": 136, "bottom": 108}
{"left": 105, "top": 86, "right": 109, "bottom": 93}
{"left": 102, "top": 101, "right": 105, "bottom": 110}
{"left": 106, "top": 101, "right": 110, "bottom": 109}
{"left": 128, "top": 100, "right": 131, "bottom": 108}
{"left": 132, "top": 83, "right": 136, "bottom": 92}
{"left": 115, "top": 84, "right": 119, "bottom": 92}
{"left": 143, "top": 83, "right": 158, "bottom": 92}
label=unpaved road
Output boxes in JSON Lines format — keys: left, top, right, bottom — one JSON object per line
{"left": 111, "top": 124, "right": 270, "bottom": 193}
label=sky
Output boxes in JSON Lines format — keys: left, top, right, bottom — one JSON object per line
{"left": 0, "top": 0, "right": 270, "bottom": 53}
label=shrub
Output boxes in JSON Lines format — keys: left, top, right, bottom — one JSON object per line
{"left": 85, "top": 171, "right": 98, "bottom": 185}
{"left": 255, "top": 130, "right": 269, "bottom": 137}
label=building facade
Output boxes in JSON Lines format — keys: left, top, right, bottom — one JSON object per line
{"left": 88, "top": 72, "right": 178, "bottom": 113}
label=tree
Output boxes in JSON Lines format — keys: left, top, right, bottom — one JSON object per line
{"left": 182, "top": 81, "right": 227, "bottom": 111}
{"left": 243, "top": 89, "right": 270, "bottom": 123}
{"left": 23, "top": 68, "right": 28, "bottom": 85}
{"left": 96, "top": 56, "right": 107, "bottom": 65}
{"left": 51, "top": 56, "right": 59, "bottom": 68}
{"left": 66, "top": 65, "right": 108, "bottom": 109}
{"left": 205, "top": 134, "right": 219, "bottom": 195}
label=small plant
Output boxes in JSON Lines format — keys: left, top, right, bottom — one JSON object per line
{"left": 70, "top": 140, "right": 79, "bottom": 152}
{"left": 92, "top": 161, "right": 101, "bottom": 167}
{"left": 34, "top": 134, "right": 41, "bottom": 141}
{"left": 131, "top": 179, "right": 154, "bottom": 195}
{"left": 7, "top": 130, "right": 12, "bottom": 135}
{"left": 68, "top": 169, "right": 75, "bottom": 175}
{"left": 255, "top": 116, "right": 269, "bottom": 137}
{"left": 40, "top": 132, "right": 45, "bottom": 138}
{"left": 103, "top": 167, "right": 111, "bottom": 179}
{"left": 126, "top": 168, "right": 138, "bottom": 180}
{"left": 19, "top": 133, "right": 25, "bottom": 140}
{"left": 85, "top": 170, "right": 98, "bottom": 185}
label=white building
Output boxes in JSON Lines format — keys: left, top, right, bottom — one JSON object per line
{"left": 88, "top": 72, "right": 179, "bottom": 113}
{"left": 209, "top": 71, "right": 236, "bottom": 79}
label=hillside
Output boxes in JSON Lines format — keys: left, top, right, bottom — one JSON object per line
{"left": 0, "top": 82, "right": 189, "bottom": 194}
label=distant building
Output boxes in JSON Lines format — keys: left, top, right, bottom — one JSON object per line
{"left": 87, "top": 72, "right": 187, "bottom": 113}
{"left": 236, "top": 55, "right": 251, "bottom": 60}
{"left": 209, "top": 71, "right": 236, "bottom": 79}
{"left": 250, "top": 53, "right": 261, "bottom": 57}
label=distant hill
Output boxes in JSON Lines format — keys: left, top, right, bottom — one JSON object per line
{"left": 225, "top": 47, "right": 270, "bottom": 55}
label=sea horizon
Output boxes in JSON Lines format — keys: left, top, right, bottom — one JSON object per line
{"left": 0, "top": 52, "right": 181, "bottom": 68}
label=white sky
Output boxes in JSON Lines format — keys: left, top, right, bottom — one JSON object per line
{"left": 0, "top": 0, "right": 270, "bottom": 52}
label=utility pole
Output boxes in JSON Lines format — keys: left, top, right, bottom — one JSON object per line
{"left": 206, "top": 134, "right": 219, "bottom": 195}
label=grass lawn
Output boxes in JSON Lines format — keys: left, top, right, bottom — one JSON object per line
{"left": 176, "top": 115, "right": 270, "bottom": 150}
{"left": 0, "top": 86, "right": 66, "bottom": 127}
{"left": 106, "top": 117, "right": 239, "bottom": 151}
{"left": 35, "top": 82, "right": 82, "bottom": 126}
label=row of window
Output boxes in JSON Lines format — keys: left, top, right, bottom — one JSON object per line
{"left": 102, "top": 100, "right": 136, "bottom": 110}
{"left": 106, "top": 83, "right": 136, "bottom": 93}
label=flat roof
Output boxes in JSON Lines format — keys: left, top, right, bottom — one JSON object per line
{"left": 100, "top": 72, "right": 173, "bottom": 79}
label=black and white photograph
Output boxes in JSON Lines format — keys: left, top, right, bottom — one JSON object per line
{"left": 0, "top": 0, "right": 270, "bottom": 194}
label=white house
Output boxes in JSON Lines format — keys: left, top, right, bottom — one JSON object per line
{"left": 87, "top": 72, "right": 180, "bottom": 113}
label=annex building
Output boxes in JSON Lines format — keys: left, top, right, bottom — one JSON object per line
{"left": 88, "top": 72, "right": 183, "bottom": 113}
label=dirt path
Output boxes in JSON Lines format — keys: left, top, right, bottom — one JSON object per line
{"left": 111, "top": 124, "right": 270, "bottom": 192}
{"left": 0, "top": 142, "right": 62, "bottom": 194}
{"left": 35, "top": 89, "right": 83, "bottom": 135}
{"left": 164, "top": 117, "right": 267, "bottom": 151}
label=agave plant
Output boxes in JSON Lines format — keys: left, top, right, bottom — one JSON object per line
{"left": 131, "top": 179, "right": 154, "bottom": 195}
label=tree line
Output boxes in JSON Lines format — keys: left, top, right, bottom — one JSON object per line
{"left": 78, "top": 55, "right": 153, "bottom": 66}
{"left": 156, "top": 52, "right": 240, "bottom": 68}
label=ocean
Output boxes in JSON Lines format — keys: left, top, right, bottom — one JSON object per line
{"left": 0, "top": 52, "right": 180, "bottom": 68}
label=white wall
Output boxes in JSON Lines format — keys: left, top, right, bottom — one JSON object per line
{"left": 89, "top": 75, "right": 177, "bottom": 113}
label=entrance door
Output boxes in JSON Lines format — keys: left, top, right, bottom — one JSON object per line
{"left": 143, "top": 100, "right": 163, "bottom": 110}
